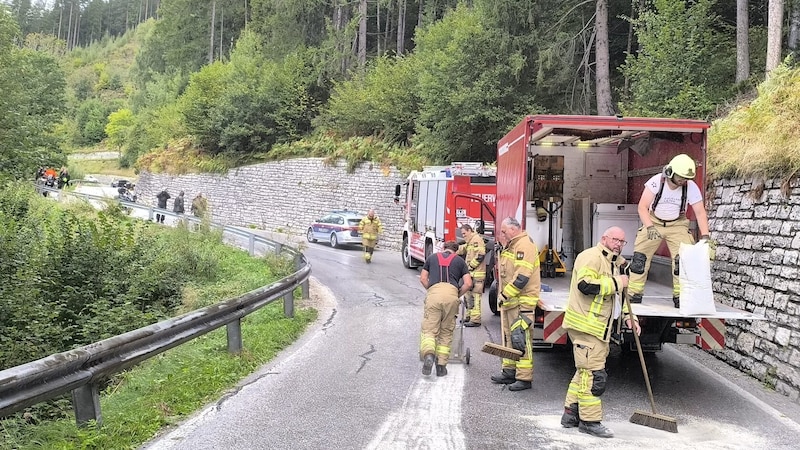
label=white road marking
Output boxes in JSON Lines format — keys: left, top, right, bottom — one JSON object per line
{"left": 367, "top": 365, "right": 466, "bottom": 449}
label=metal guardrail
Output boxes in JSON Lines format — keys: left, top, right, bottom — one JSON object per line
{"left": 0, "top": 187, "right": 312, "bottom": 426}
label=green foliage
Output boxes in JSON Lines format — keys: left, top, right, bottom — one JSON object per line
{"left": 0, "top": 9, "right": 67, "bottom": 179}
{"left": 316, "top": 55, "right": 421, "bottom": 144}
{"left": 269, "top": 133, "right": 429, "bottom": 174}
{"left": 620, "top": 0, "right": 734, "bottom": 119}
{"left": 74, "top": 98, "right": 124, "bottom": 145}
{"left": 0, "top": 184, "right": 282, "bottom": 371}
{"left": 105, "top": 108, "right": 134, "bottom": 152}
{"left": 411, "top": 4, "right": 540, "bottom": 163}
{"left": 179, "top": 32, "right": 326, "bottom": 155}
{"left": 708, "top": 66, "right": 800, "bottom": 180}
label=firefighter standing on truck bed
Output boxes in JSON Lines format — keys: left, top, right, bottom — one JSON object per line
{"left": 419, "top": 241, "right": 472, "bottom": 377}
{"left": 490, "top": 217, "right": 540, "bottom": 392}
{"left": 560, "top": 226, "right": 640, "bottom": 439}
{"left": 359, "top": 209, "right": 383, "bottom": 263}
{"left": 628, "top": 154, "right": 711, "bottom": 308}
{"left": 457, "top": 223, "right": 486, "bottom": 327}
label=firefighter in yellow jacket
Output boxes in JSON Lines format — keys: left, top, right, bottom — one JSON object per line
{"left": 359, "top": 209, "right": 384, "bottom": 263}
{"left": 490, "top": 217, "right": 540, "bottom": 391}
{"left": 560, "top": 226, "right": 640, "bottom": 439}
{"left": 457, "top": 223, "right": 486, "bottom": 327}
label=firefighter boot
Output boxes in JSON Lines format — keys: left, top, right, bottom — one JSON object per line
{"left": 629, "top": 293, "right": 643, "bottom": 304}
{"left": 490, "top": 369, "right": 516, "bottom": 384}
{"left": 561, "top": 403, "right": 579, "bottom": 428}
{"left": 422, "top": 354, "right": 435, "bottom": 376}
{"left": 436, "top": 364, "right": 448, "bottom": 377}
{"left": 508, "top": 380, "right": 532, "bottom": 391}
{"left": 578, "top": 421, "right": 614, "bottom": 438}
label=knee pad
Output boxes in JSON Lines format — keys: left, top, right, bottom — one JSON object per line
{"left": 591, "top": 369, "right": 608, "bottom": 396}
{"left": 673, "top": 255, "right": 680, "bottom": 276}
{"left": 510, "top": 315, "right": 533, "bottom": 354}
{"left": 629, "top": 252, "right": 647, "bottom": 275}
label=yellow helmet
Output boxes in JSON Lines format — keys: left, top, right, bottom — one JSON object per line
{"left": 665, "top": 154, "right": 696, "bottom": 179}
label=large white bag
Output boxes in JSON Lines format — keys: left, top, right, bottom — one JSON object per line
{"left": 679, "top": 241, "right": 717, "bottom": 315}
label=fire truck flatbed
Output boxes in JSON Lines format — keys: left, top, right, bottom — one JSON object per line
{"left": 537, "top": 275, "right": 765, "bottom": 320}
{"left": 532, "top": 274, "right": 765, "bottom": 351}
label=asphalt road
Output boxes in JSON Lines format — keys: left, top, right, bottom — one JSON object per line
{"left": 139, "top": 236, "right": 800, "bottom": 450}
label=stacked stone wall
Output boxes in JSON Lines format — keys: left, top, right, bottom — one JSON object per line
{"left": 709, "top": 177, "right": 800, "bottom": 401}
{"left": 135, "top": 158, "right": 408, "bottom": 252}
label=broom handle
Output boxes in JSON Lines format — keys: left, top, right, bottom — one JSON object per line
{"left": 624, "top": 290, "right": 658, "bottom": 414}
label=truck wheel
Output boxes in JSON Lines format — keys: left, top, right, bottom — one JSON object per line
{"left": 488, "top": 280, "right": 499, "bottom": 315}
{"left": 402, "top": 235, "right": 415, "bottom": 269}
{"left": 307, "top": 228, "right": 317, "bottom": 243}
{"left": 425, "top": 241, "right": 433, "bottom": 260}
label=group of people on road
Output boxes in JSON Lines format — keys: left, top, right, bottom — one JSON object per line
{"left": 413, "top": 153, "right": 711, "bottom": 440}
{"left": 154, "top": 189, "right": 208, "bottom": 224}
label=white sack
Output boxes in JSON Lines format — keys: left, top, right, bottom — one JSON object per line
{"left": 679, "top": 241, "right": 717, "bottom": 315}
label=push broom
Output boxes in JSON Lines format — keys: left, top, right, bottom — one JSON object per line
{"left": 625, "top": 291, "right": 679, "bottom": 433}
{"left": 481, "top": 303, "right": 522, "bottom": 361}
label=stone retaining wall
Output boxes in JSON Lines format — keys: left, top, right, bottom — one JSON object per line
{"left": 135, "top": 158, "right": 408, "bottom": 252}
{"left": 709, "top": 177, "right": 800, "bottom": 401}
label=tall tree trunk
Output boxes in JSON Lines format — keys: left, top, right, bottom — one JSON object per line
{"left": 766, "top": 0, "right": 784, "bottom": 75}
{"left": 789, "top": 1, "right": 800, "bottom": 52}
{"left": 376, "top": 1, "right": 382, "bottom": 55}
{"left": 397, "top": 0, "right": 407, "bottom": 55}
{"left": 209, "top": 1, "right": 216, "bottom": 64}
{"left": 66, "top": 1, "right": 73, "bottom": 50}
{"left": 358, "top": 0, "right": 367, "bottom": 68}
{"left": 219, "top": 6, "right": 224, "bottom": 61}
{"left": 58, "top": 3, "right": 63, "bottom": 40}
{"left": 736, "top": 0, "right": 750, "bottom": 83}
{"left": 595, "top": 0, "right": 614, "bottom": 115}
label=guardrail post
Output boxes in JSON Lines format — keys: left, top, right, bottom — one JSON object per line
{"left": 283, "top": 291, "right": 294, "bottom": 318}
{"left": 296, "top": 255, "right": 309, "bottom": 299}
{"left": 72, "top": 384, "right": 102, "bottom": 427}
{"left": 248, "top": 234, "right": 256, "bottom": 256}
{"left": 227, "top": 319, "right": 243, "bottom": 354}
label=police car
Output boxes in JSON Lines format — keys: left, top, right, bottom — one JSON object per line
{"left": 306, "top": 210, "right": 365, "bottom": 248}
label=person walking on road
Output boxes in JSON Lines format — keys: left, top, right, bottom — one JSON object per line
{"left": 560, "top": 226, "right": 641, "bottom": 438}
{"left": 457, "top": 223, "right": 487, "bottom": 327}
{"left": 490, "top": 217, "right": 540, "bottom": 392}
{"left": 191, "top": 193, "right": 208, "bottom": 219}
{"left": 359, "top": 209, "right": 383, "bottom": 263}
{"left": 628, "top": 154, "right": 711, "bottom": 308}
{"left": 156, "top": 189, "right": 170, "bottom": 224}
{"left": 419, "top": 241, "right": 472, "bottom": 377}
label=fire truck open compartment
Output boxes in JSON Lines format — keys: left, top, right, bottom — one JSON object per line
{"left": 496, "top": 115, "right": 710, "bottom": 273}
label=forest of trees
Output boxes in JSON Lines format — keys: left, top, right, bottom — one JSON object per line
{"left": 1, "top": 0, "right": 800, "bottom": 179}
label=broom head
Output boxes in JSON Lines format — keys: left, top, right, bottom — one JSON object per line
{"left": 481, "top": 342, "right": 522, "bottom": 361}
{"left": 630, "top": 409, "right": 678, "bottom": 433}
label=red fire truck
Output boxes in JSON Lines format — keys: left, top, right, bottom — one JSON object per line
{"left": 395, "top": 162, "right": 497, "bottom": 270}
{"left": 494, "top": 115, "right": 765, "bottom": 351}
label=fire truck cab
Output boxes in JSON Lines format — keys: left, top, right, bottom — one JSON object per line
{"left": 395, "top": 162, "right": 496, "bottom": 271}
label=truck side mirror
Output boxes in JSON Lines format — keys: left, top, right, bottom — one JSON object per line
{"left": 393, "top": 184, "right": 401, "bottom": 203}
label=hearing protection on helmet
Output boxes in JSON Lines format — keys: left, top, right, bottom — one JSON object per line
{"left": 663, "top": 154, "right": 696, "bottom": 179}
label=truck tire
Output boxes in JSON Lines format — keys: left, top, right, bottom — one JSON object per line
{"left": 425, "top": 241, "right": 433, "bottom": 261}
{"left": 401, "top": 235, "right": 418, "bottom": 269}
{"left": 488, "top": 279, "right": 499, "bottom": 315}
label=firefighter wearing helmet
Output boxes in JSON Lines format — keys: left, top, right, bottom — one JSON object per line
{"left": 628, "top": 154, "right": 712, "bottom": 309}
{"left": 359, "top": 209, "right": 384, "bottom": 263}
{"left": 456, "top": 223, "right": 487, "bottom": 327}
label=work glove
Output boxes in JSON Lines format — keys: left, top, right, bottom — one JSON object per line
{"left": 646, "top": 225, "right": 662, "bottom": 240}
{"left": 699, "top": 235, "right": 717, "bottom": 260}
